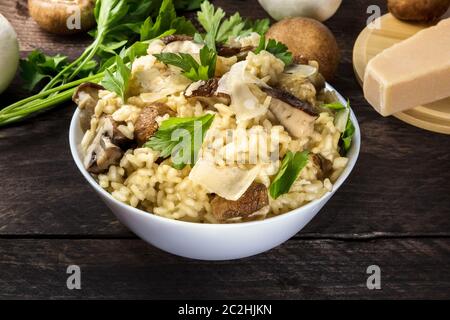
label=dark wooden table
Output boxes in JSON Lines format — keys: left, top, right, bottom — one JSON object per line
{"left": 0, "top": 0, "right": 449, "bottom": 299}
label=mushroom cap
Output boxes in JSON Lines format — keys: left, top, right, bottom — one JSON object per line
{"left": 266, "top": 17, "right": 341, "bottom": 81}
{"left": 388, "top": 0, "right": 450, "bottom": 22}
{"left": 28, "top": 0, "right": 96, "bottom": 35}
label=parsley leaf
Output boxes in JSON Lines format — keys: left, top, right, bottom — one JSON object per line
{"left": 341, "top": 117, "right": 355, "bottom": 155}
{"left": 216, "top": 12, "right": 247, "bottom": 43}
{"left": 255, "top": 35, "right": 293, "bottom": 66}
{"left": 20, "top": 50, "right": 71, "bottom": 91}
{"left": 144, "top": 114, "right": 215, "bottom": 169}
{"left": 140, "top": 0, "right": 196, "bottom": 41}
{"left": 269, "top": 151, "right": 310, "bottom": 199}
{"left": 197, "top": 0, "right": 225, "bottom": 49}
{"left": 154, "top": 45, "right": 217, "bottom": 81}
{"left": 101, "top": 55, "right": 131, "bottom": 101}
{"left": 174, "top": 0, "right": 204, "bottom": 11}
{"left": 322, "top": 100, "right": 355, "bottom": 155}
{"left": 197, "top": 1, "right": 271, "bottom": 46}
{"left": 245, "top": 18, "right": 270, "bottom": 35}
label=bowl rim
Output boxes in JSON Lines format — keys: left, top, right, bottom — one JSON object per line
{"left": 69, "top": 83, "right": 361, "bottom": 229}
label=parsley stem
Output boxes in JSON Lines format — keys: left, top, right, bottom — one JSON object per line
{"left": 0, "top": 73, "right": 104, "bottom": 115}
{"left": 40, "top": 41, "right": 96, "bottom": 92}
{"left": 67, "top": 35, "right": 105, "bottom": 82}
{"left": 0, "top": 90, "right": 74, "bottom": 126}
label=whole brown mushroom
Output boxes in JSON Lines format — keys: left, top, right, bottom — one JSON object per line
{"left": 388, "top": 0, "right": 450, "bottom": 22}
{"left": 28, "top": 0, "right": 96, "bottom": 35}
{"left": 266, "top": 17, "right": 341, "bottom": 81}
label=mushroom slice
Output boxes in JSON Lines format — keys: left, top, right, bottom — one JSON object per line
{"left": 28, "top": 0, "right": 96, "bottom": 35}
{"left": 263, "top": 87, "right": 318, "bottom": 138}
{"left": 134, "top": 103, "right": 176, "bottom": 146}
{"left": 310, "top": 153, "right": 333, "bottom": 180}
{"left": 84, "top": 117, "right": 123, "bottom": 174}
{"left": 108, "top": 117, "right": 134, "bottom": 150}
{"left": 286, "top": 64, "right": 326, "bottom": 91}
{"left": 280, "top": 64, "right": 326, "bottom": 99}
{"left": 217, "top": 45, "right": 254, "bottom": 60}
{"left": 73, "top": 82, "right": 104, "bottom": 132}
{"left": 160, "top": 34, "right": 194, "bottom": 44}
{"left": 160, "top": 35, "right": 203, "bottom": 55}
{"left": 184, "top": 78, "right": 231, "bottom": 107}
{"left": 211, "top": 182, "right": 269, "bottom": 222}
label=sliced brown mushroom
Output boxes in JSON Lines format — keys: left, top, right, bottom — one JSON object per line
{"left": 210, "top": 182, "right": 269, "bottom": 222}
{"left": 184, "top": 78, "right": 231, "bottom": 107}
{"left": 310, "top": 153, "right": 333, "bottom": 180}
{"left": 263, "top": 87, "right": 318, "bottom": 138}
{"left": 217, "top": 45, "right": 254, "bottom": 60}
{"left": 28, "top": 0, "right": 96, "bottom": 35}
{"left": 134, "top": 103, "right": 176, "bottom": 146}
{"left": 108, "top": 117, "right": 134, "bottom": 150}
{"left": 160, "top": 34, "right": 194, "bottom": 44}
{"left": 73, "top": 82, "right": 104, "bottom": 132}
{"left": 83, "top": 117, "right": 123, "bottom": 174}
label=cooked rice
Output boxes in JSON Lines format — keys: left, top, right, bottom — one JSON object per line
{"left": 82, "top": 40, "right": 349, "bottom": 223}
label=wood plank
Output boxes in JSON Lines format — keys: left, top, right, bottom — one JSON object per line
{"left": 0, "top": 238, "right": 448, "bottom": 299}
{"left": 0, "top": 0, "right": 91, "bottom": 54}
{"left": 1, "top": 0, "right": 449, "bottom": 237}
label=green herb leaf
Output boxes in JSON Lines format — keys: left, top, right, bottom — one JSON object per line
{"left": 255, "top": 35, "right": 293, "bottom": 66}
{"left": 321, "top": 101, "right": 347, "bottom": 110}
{"left": 341, "top": 116, "right": 355, "bottom": 155}
{"left": 197, "top": 0, "right": 225, "bottom": 49}
{"left": 216, "top": 12, "right": 246, "bottom": 43}
{"left": 19, "top": 50, "right": 70, "bottom": 91}
{"left": 144, "top": 114, "right": 215, "bottom": 169}
{"left": 154, "top": 45, "right": 217, "bottom": 81}
{"left": 140, "top": 0, "right": 196, "bottom": 41}
{"left": 245, "top": 18, "right": 270, "bottom": 35}
{"left": 322, "top": 100, "right": 355, "bottom": 155}
{"left": 197, "top": 1, "right": 271, "bottom": 47}
{"left": 174, "top": 0, "right": 204, "bottom": 11}
{"left": 269, "top": 151, "right": 310, "bottom": 199}
{"left": 101, "top": 55, "right": 131, "bottom": 101}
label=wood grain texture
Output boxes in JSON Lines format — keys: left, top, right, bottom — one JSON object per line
{"left": 0, "top": 0, "right": 449, "bottom": 237}
{"left": 0, "top": 238, "right": 449, "bottom": 299}
{"left": 0, "top": 0, "right": 449, "bottom": 299}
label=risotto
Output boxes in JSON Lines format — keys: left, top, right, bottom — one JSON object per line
{"left": 74, "top": 33, "right": 353, "bottom": 224}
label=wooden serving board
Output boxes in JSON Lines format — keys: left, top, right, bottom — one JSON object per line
{"left": 353, "top": 13, "right": 450, "bottom": 135}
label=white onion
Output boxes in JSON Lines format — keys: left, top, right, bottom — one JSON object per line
{"left": 0, "top": 14, "right": 19, "bottom": 94}
{"left": 258, "top": 0, "right": 342, "bottom": 22}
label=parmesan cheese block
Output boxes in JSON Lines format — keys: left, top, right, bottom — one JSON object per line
{"left": 363, "top": 18, "right": 450, "bottom": 117}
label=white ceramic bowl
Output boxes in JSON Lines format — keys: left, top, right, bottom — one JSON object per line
{"left": 69, "top": 84, "right": 360, "bottom": 260}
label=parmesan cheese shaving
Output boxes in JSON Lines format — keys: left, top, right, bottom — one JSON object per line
{"left": 162, "top": 40, "right": 203, "bottom": 54}
{"left": 217, "top": 61, "right": 270, "bottom": 122}
{"left": 189, "top": 159, "right": 260, "bottom": 201}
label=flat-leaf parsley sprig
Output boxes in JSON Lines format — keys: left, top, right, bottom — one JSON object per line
{"left": 154, "top": 45, "right": 217, "bottom": 81}
{"left": 144, "top": 114, "right": 215, "bottom": 169}
{"left": 254, "top": 35, "right": 293, "bottom": 66}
